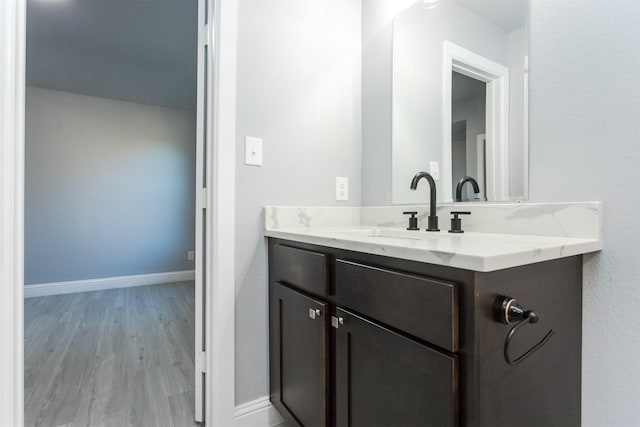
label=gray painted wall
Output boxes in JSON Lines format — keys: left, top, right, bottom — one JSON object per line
{"left": 361, "top": 0, "right": 396, "bottom": 205}
{"left": 234, "top": 0, "right": 361, "bottom": 405}
{"left": 528, "top": 1, "right": 640, "bottom": 425}
{"left": 25, "top": 87, "right": 196, "bottom": 285}
{"left": 362, "top": 0, "right": 640, "bottom": 424}
{"left": 507, "top": 27, "right": 527, "bottom": 199}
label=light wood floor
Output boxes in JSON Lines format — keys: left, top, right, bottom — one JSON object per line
{"left": 24, "top": 282, "right": 199, "bottom": 427}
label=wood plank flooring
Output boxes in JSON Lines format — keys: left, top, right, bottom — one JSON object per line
{"left": 24, "top": 282, "right": 199, "bottom": 427}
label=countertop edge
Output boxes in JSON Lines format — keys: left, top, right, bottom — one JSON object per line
{"left": 264, "top": 228, "right": 602, "bottom": 272}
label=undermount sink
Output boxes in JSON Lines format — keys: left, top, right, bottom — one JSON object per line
{"left": 369, "top": 228, "right": 426, "bottom": 240}
{"left": 332, "top": 228, "right": 441, "bottom": 241}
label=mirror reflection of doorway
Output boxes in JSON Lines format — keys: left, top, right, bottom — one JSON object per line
{"left": 451, "top": 71, "right": 486, "bottom": 201}
{"left": 451, "top": 120, "right": 467, "bottom": 192}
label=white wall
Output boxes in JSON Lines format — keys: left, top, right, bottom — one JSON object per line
{"left": 528, "top": 2, "right": 640, "bottom": 425}
{"left": 234, "top": 0, "right": 361, "bottom": 405}
{"left": 25, "top": 87, "right": 196, "bottom": 285}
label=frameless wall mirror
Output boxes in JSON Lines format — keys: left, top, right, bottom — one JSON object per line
{"left": 392, "top": 0, "right": 529, "bottom": 203}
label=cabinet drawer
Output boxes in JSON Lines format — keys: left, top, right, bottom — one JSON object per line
{"left": 272, "top": 244, "right": 330, "bottom": 297}
{"left": 335, "top": 259, "right": 458, "bottom": 352}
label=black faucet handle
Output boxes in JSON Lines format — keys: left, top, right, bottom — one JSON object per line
{"left": 449, "top": 211, "right": 471, "bottom": 233}
{"left": 403, "top": 211, "right": 419, "bottom": 231}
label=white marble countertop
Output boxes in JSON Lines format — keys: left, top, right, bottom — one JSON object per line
{"left": 265, "top": 226, "right": 600, "bottom": 272}
{"left": 264, "top": 203, "right": 603, "bottom": 272}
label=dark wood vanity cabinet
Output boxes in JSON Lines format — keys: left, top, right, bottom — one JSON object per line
{"left": 268, "top": 238, "right": 582, "bottom": 427}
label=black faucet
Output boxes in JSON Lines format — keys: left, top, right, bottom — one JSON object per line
{"left": 455, "top": 176, "right": 480, "bottom": 202}
{"left": 410, "top": 171, "right": 439, "bottom": 231}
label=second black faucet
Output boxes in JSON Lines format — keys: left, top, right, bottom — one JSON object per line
{"left": 455, "top": 176, "right": 481, "bottom": 202}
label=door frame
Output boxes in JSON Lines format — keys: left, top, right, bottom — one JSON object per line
{"left": 476, "top": 133, "right": 486, "bottom": 201}
{"left": 205, "top": 0, "right": 237, "bottom": 425}
{"left": 0, "top": 1, "right": 25, "bottom": 425}
{"left": 0, "top": 0, "right": 236, "bottom": 425}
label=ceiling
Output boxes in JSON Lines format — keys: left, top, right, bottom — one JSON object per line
{"left": 26, "top": 0, "right": 198, "bottom": 111}
{"left": 452, "top": 71, "right": 486, "bottom": 103}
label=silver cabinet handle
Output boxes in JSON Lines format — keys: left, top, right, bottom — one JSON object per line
{"left": 309, "top": 308, "right": 321, "bottom": 320}
{"left": 331, "top": 316, "right": 345, "bottom": 328}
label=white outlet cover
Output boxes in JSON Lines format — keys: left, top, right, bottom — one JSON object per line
{"left": 430, "top": 161, "right": 440, "bottom": 181}
{"left": 336, "top": 177, "right": 349, "bottom": 201}
{"left": 245, "top": 137, "right": 263, "bottom": 166}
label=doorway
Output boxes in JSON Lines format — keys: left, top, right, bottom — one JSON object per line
{"left": 451, "top": 71, "right": 487, "bottom": 201}
{"left": 20, "top": 0, "right": 213, "bottom": 424}
{"left": 1, "top": 0, "right": 236, "bottom": 425}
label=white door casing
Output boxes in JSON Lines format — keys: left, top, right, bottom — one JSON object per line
{"left": 476, "top": 133, "right": 486, "bottom": 201}
{"left": 0, "top": 0, "right": 25, "bottom": 425}
{"left": 202, "top": 0, "right": 237, "bottom": 425}
{"left": 194, "top": 0, "right": 208, "bottom": 420}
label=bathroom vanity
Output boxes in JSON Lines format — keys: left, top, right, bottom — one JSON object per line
{"left": 266, "top": 204, "right": 601, "bottom": 426}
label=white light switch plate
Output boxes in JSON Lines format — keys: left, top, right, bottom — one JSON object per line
{"left": 245, "top": 137, "right": 263, "bottom": 166}
{"left": 336, "top": 177, "right": 349, "bottom": 201}
{"left": 430, "top": 161, "right": 440, "bottom": 181}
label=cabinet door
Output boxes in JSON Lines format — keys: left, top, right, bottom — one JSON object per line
{"left": 335, "top": 308, "right": 458, "bottom": 427}
{"left": 270, "top": 282, "right": 329, "bottom": 427}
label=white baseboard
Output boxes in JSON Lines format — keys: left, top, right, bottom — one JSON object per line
{"left": 235, "top": 396, "right": 284, "bottom": 427}
{"left": 24, "top": 270, "right": 196, "bottom": 298}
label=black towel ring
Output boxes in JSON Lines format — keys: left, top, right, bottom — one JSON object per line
{"left": 493, "top": 295, "right": 555, "bottom": 366}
